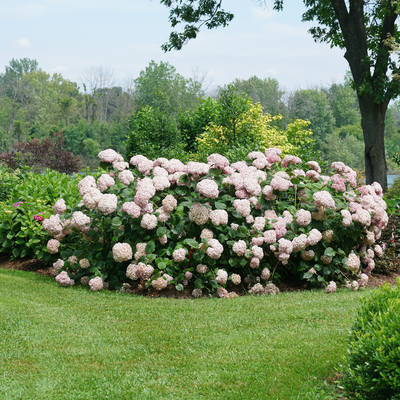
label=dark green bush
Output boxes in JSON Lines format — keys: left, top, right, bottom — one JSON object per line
{"left": 342, "top": 279, "right": 400, "bottom": 399}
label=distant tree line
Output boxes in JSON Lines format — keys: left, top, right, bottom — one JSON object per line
{"left": 1, "top": 58, "right": 400, "bottom": 173}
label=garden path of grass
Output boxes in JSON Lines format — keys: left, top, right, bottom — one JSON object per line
{"left": 0, "top": 268, "right": 368, "bottom": 400}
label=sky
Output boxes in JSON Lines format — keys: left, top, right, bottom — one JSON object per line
{"left": 0, "top": 0, "right": 350, "bottom": 93}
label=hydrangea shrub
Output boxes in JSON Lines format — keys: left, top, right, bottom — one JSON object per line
{"left": 44, "top": 147, "right": 388, "bottom": 296}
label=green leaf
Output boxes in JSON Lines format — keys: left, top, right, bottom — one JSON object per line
{"left": 111, "top": 216, "right": 122, "bottom": 226}
{"left": 156, "top": 227, "right": 168, "bottom": 238}
{"left": 175, "top": 187, "right": 187, "bottom": 196}
{"left": 184, "top": 239, "right": 199, "bottom": 249}
{"left": 303, "top": 271, "right": 313, "bottom": 279}
{"left": 324, "top": 247, "right": 336, "bottom": 258}
{"left": 193, "top": 252, "right": 204, "bottom": 261}
{"left": 12, "top": 247, "right": 20, "bottom": 258}
{"left": 291, "top": 177, "right": 301, "bottom": 185}
{"left": 229, "top": 257, "right": 238, "bottom": 267}
{"left": 215, "top": 201, "right": 227, "bottom": 209}
{"left": 145, "top": 241, "right": 156, "bottom": 254}
{"left": 175, "top": 284, "right": 184, "bottom": 291}
{"left": 157, "top": 261, "right": 166, "bottom": 270}
{"left": 239, "top": 258, "right": 247, "bottom": 267}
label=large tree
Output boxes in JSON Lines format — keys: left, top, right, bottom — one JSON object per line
{"left": 160, "top": 0, "right": 400, "bottom": 190}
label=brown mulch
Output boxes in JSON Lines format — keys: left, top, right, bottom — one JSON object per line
{"left": 1, "top": 254, "right": 399, "bottom": 296}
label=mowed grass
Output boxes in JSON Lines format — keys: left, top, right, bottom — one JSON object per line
{"left": 0, "top": 268, "right": 367, "bottom": 400}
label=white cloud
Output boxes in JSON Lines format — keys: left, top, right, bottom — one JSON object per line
{"left": 16, "top": 38, "right": 32, "bottom": 48}
{"left": 52, "top": 65, "right": 67, "bottom": 72}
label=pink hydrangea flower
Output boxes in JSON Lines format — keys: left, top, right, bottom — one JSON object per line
{"left": 263, "top": 230, "right": 277, "bottom": 244}
{"left": 281, "top": 155, "right": 302, "bottom": 168}
{"left": 134, "top": 178, "right": 156, "bottom": 207}
{"left": 112, "top": 243, "right": 133, "bottom": 263}
{"left": 141, "top": 214, "right": 157, "bottom": 230}
{"left": 346, "top": 251, "right": 360, "bottom": 273}
{"left": 97, "top": 193, "right": 118, "bottom": 215}
{"left": 53, "top": 199, "right": 66, "bottom": 214}
{"left": 270, "top": 175, "right": 290, "bottom": 191}
{"left": 206, "top": 239, "right": 224, "bottom": 259}
{"left": 162, "top": 195, "right": 177, "bottom": 213}
{"left": 232, "top": 240, "right": 247, "bottom": 256}
{"left": 47, "top": 239, "right": 60, "bottom": 254}
{"left": 196, "top": 179, "right": 219, "bottom": 199}
{"left": 82, "top": 187, "right": 103, "bottom": 209}
{"left": 326, "top": 281, "right": 337, "bottom": 293}
{"left": 307, "top": 161, "right": 321, "bottom": 173}
{"left": 121, "top": 202, "right": 141, "bottom": 218}
{"left": 341, "top": 209, "right": 352, "bottom": 227}
{"left": 98, "top": 149, "right": 123, "bottom": 164}
{"left": 173, "top": 248, "right": 187, "bottom": 262}
{"left": 216, "top": 269, "right": 228, "bottom": 285}
{"left": 152, "top": 277, "right": 169, "bottom": 291}
{"left": 296, "top": 209, "right": 311, "bottom": 226}
{"left": 313, "top": 191, "right": 335, "bottom": 210}
{"left": 307, "top": 229, "right": 322, "bottom": 246}
{"left": 210, "top": 209, "right": 228, "bottom": 226}
{"left": 43, "top": 214, "right": 63, "bottom": 236}
{"left": 55, "top": 271, "right": 74, "bottom": 287}
{"left": 97, "top": 174, "right": 115, "bottom": 192}
{"left": 292, "top": 234, "right": 308, "bottom": 252}
{"left": 196, "top": 264, "right": 208, "bottom": 274}
{"left": 233, "top": 199, "right": 251, "bottom": 217}
{"left": 89, "top": 276, "right": 103, "bottom": 291}
{"left": 119, "top": 170, "right": 135, "bottom": 186}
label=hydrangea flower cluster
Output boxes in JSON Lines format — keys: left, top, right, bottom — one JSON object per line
{"left": 47, "top": 148, "right": 388, "bottom": 297}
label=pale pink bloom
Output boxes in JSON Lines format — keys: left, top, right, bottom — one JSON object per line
{"left": 270, "top": 175, "right": 290, "bottom": 191}
{"left": 307, "top": 161, "right": 321, "bottom": 173}
{"left": 159, "top": 234, "right": 168, "bottom": 245}
{"left": 374, "top": 244, "right": 383, "bottom": 257}
{"left": 251, "top": 245, "right": 264, "bottom": 259}
{"left": 55, "top": 271, "right": 74, "bottom": 287}
{"left": 321, "top": 255, "right": 332, "bottom": 264}
{"left": 264, "top": 210, "right": 278, "bottom": 222}
{"left": 326, "top": 281, "right": 337, "bottom": 293}
{"left": 152, "top": 175, "right": 171, "bottom": 191}
{"left": 43, "top": 214, "right": 63, "bottom": 236}
{"left": 235, "top": 189, "right": 249, "bottom": 199}
{"left": 173, "top": 248, "right": 187, "bottom": 262}
{"left": 196, "top": 264, "right": 208, "bottom": 274}
{"left": 185, "top": 271, "right": 193, "bottom": 280}
{"left": 210, "top": 209, "right": 228, "bottom": 226}
{"left": 346, "top": 251, "right": 360, "bottom": 273}
{"left": 53, "top": 259, "right": 64, "bottom": 272}
{"left": 282, "top": 210, "right": 293, "bottom": 224}
{"left": 67, "top": 256, "right": 77, "bottom": 266}
{"left": 121, "top": 202, "right": 141, "bottom": 218}
{"left": 307, "top": 229, "right": 322, "bottom": 246}
{"left": 119, "top": 170, "right": 135, "bottom": 186}
{"left": 112, "top": 243, "right": 133, "bottom": 262}
{"left": 197, "top": 179, "right": 219, "bottom": 199}
{"left": 341, "top": 209, "right": 352, "bottom": 227}
{"left": 250, "top": 257, "right": 260, "bottom": 268}
{"left": 47, "top": 239, "right": 60, "bottom": 254}
{"left": 97, "top": 174, "right": 115, "bottom": 192}
{"left": 292, "top": 234, "right": 308, "bottom": 252}
{"left": 273, "top": 220, "right": 287, "bottom": 239}
{"left": 264, "top": 148, "right": 282, "bottom": 163}
{"left": 313, "top": 191, "right": 335, "bottom": 210}
{"left": 134, "top": 178, "right": 156, "bottom": 207}
{"left": 293, "top": 169, "right": 306, "bottom": 177}
{"left": 79, "top": 258, "right": 90, "bottom": 269}
{"left": 229, "top": 273, "right": 241, "bottom": 285}
{"left": 141, "top": 214, "right": 157, "bottom": 230}
{"left": 206, "top": 239, "right": 224, "bottom": 259}
{"left": 99, "top": 149, "right": 123, "bottom": 164}
{"left": 162, "top": 195, "right": 177, "bottom": 213}
{"left": 89, "top": 276, "right": 103, "bottom": 291}
{"left": 253, "top": 216, "right": 266, "bottom": 232}
{"left": 278, "top": 238, "right": 293, "bottom": 254}
{"left": 351, "top": 281, "right": 359, "bottom": 291}
{"left": 126, "top": 263, "right": 139, "bottom": 280}
{"left": 230, "top": 223, "right": 239, "bottom": 231}
{"left": 263, "top": 230, "right": 277, "bottom": 244}
{"left": 364, "top": 231, "right": 375, "bottom": 246}
{"left": 113, "top": 161, "right": 129, "bottom": 171}
{"left": 189, "top": 203, "right": 209, "bottom": 225}
{"left": 71, "top": 211, "right": 90, "bottom": 231}
{"left": 243, "top": 177, "right": 262, "bottom": 196}
{"left": 153, "top": 166, "right": 168, "bottom": 177}
{"left": 306, "top": 170, "right": 320, "bottom": 181}
{"left": 136, "top": 263, "right": 154, "bottom": 280}
{"left": 252, "top": 157, "right": 271, "bottom": 169}
{"left": 358, "top": 273, "right": 369, "bottom": 287}
{"left": 53, "top": 199, "right": 66, "bottom": 214}
{"left": 251, "top": 236, "right": 264, "bottom": 246}
{"left": 155, "top": 207, "right": 170, "bottom": 223}
{"left": 249, "top": 283, "right": 265, "bottom": 295}
{"left": 261, "top": 268, "right": 271, "bottom": 280}
{"left": 247, "top": 151, "right": 265, "bottom": 160}
{"left": 352, "top": 208, "right": 371, "bottom": 226}
{"left": 331, "top": 174, "right": 346, "bottom": 192}
{"left": 152, "top": 277, "right": 168, "bottom": 291}
{"left": 98, "top": 193, "right": 118, "bottom": 215}
{"left": 207, "top": 153, "right": 230, "bottom": 169}
{"left": 78, "top": 176, "right": 97, "bottom": 197}
{"left": 331, "top": 161, "right": 346, "bottom": 173}
{"left": 281, "top": 155, "right": 302, "bottom": 168}
{"left": 216, "top": 269, "right": 228, "bottom": 285}
{"left": 164, "top": 158, "right": 186, "bottom": 174}
{"left": 296, "top": 209, "right": 311, "bottom": 226}
{"left": 246, "top": 215, "right": 254, "bottom": 224}
{"left": 82, "top": 187, "right": 103, "bottom": 209}
{"left": 231, "top": 161, "right": 249, "bottom": 173}
{"left": 309, "top": 267, "right": 317, "bottom": 275}
{"left": 262, "top": 185, "right": 276, "bottom": 200}
{"left": 186, "top": 161, "right": 209, "bottom": 176}
{"left": 233, "top": 199, "right": 251, "bottom": 217}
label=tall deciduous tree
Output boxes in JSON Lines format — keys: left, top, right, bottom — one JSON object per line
{"left": 160, "top": 0, "right": 400, "bottom": 189}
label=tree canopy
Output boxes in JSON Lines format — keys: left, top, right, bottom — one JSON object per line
{"left": 160, "top": 0, "right": 400, "bottom": 190}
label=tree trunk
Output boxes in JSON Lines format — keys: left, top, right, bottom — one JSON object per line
{"left": 358, "top": 96, "right": 388, "bottom": 189}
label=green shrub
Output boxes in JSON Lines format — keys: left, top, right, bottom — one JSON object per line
{"left": 0, "top": 168, "right": 81, "bottom": 261}
{"left": 342, "top": 279, "right": 400, "bottom": 399}
{"left": 0, "top": 165, "right": 23, "bottom": 202}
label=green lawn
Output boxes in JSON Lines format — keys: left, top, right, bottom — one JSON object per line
{"left": 0, "top": 268, "right": 367, "bottom": 400}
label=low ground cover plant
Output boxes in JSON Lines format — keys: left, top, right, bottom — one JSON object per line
{"left": 40, "top": 147, "right": 388, "bottom": 297}
{"left": 341, "top": 278, "right": 400, "bottom": 399}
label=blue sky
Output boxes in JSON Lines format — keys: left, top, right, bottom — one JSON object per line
{"left": 1, "top": 0, "right": 350, "bottom": 92}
